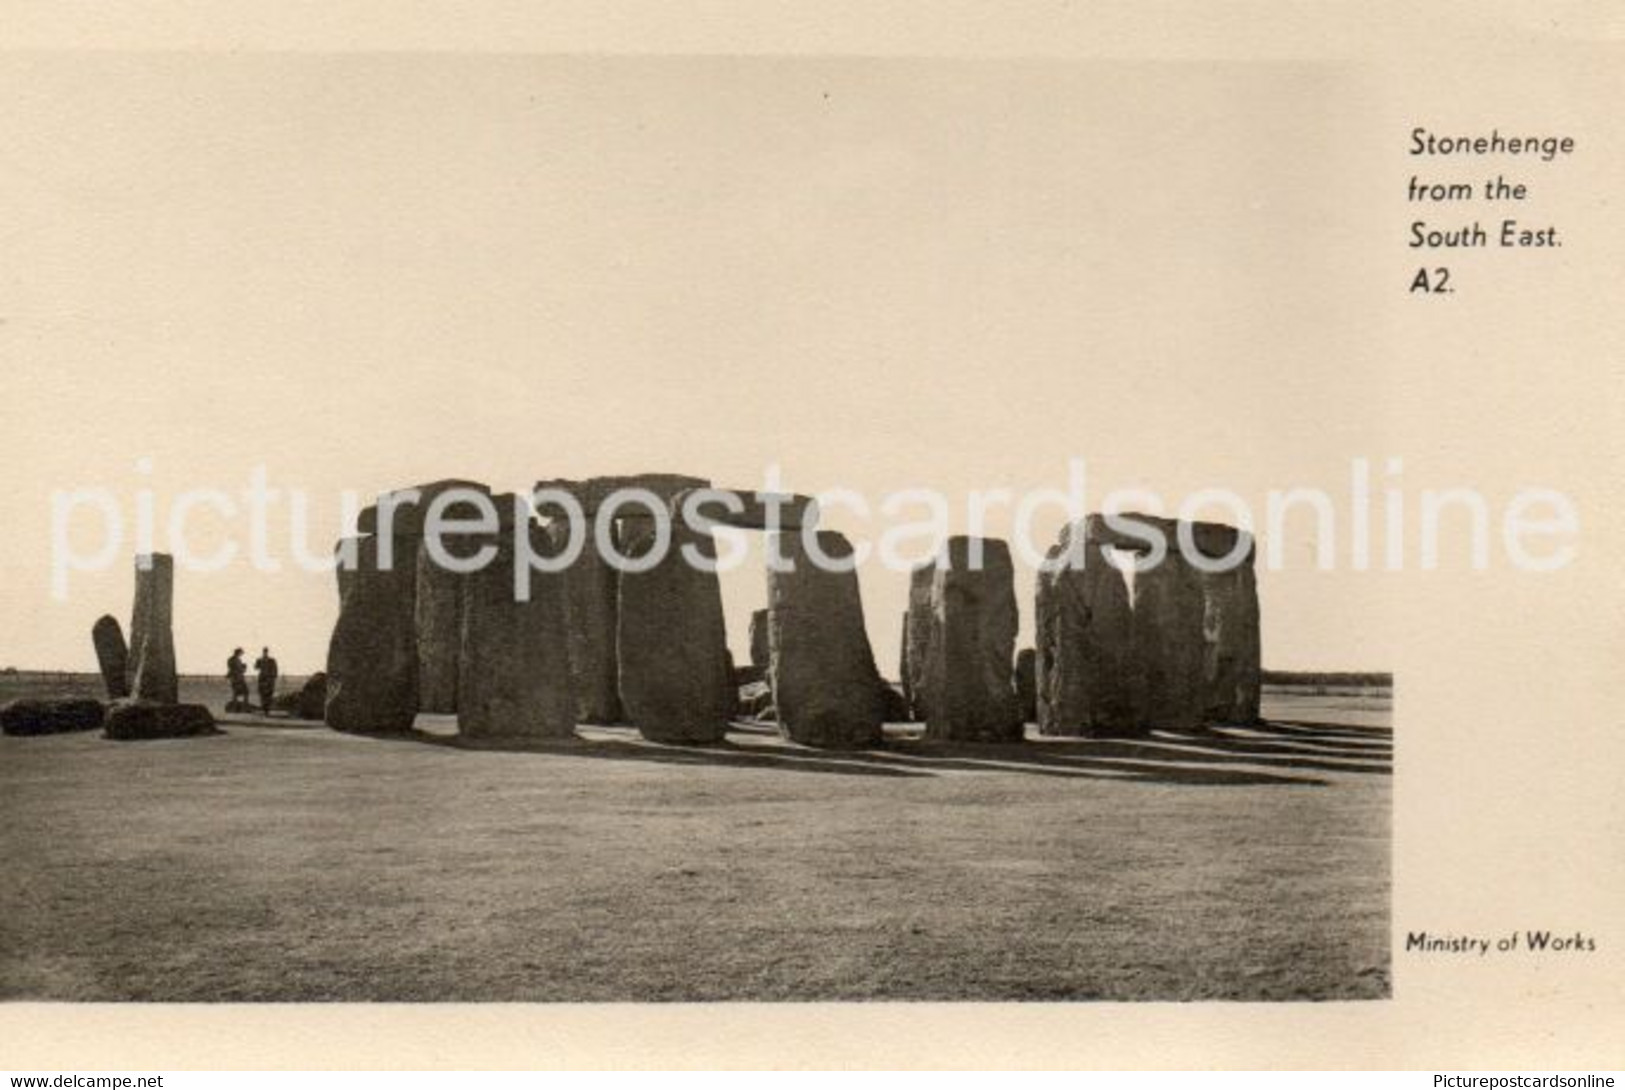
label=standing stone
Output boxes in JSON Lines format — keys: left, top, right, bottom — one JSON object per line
{"left": 903, "top": 565, "right": 935, "bottom": 722}
{"left": 324, "top": 534, "right": 420, "bottom": 733}
{"left": 1035, "top": 523, "right": 1142, "bottom": 737}
{"left": 748, "top": 608, "right": 771, "bottom": 670}
{"left": 1013, "top": 648, "right": 1038, "bottom": 724}
{"left": 548, "top": 517, "right": 624, "bottom": 724}
{"left": 128, "top": 554, "right": 177, "bottom": 704}
{"left": 91, "top": 615, "right": 130, "bottom": 700}
{"left": 921, "top": 537, "right": 1023, "bottom": 743}
{"left": 896, "top": 610, "right": 916, "bottom": 721}
{"left": 458, "top": 528, "right": 576, "bottom": 739}
{"left": 1131, "top": 547, "right": 1209, "bottom": 731}
{"left": 616, "top": 521, "right": 731, "bottom": 744}
{"left": 1199, "top": 556, "right": 1261, "bottom": 724}
{"left": 766, "top": 531, "right": 886, "bottom": 748}
{"left": 415, "top": 546, "right": 465, "bottom": 714}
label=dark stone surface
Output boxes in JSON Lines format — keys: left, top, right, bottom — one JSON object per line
{"left": 1036, "top": 524, "right": 1144, "bottom": 737}
{"left": 533, "top": 474, "right": 710, "bottom": 519}
{"left": 272, "top": 672, "right": 328, "bottom": 720}
{"left": 324, "top": 535, "right": 420, "bottom": 734}
{"left": 102, "top": 700, "right": 218, "bottom": 741}
{"left": 765, "top": 531, "right": 886, "bottom": 748}
{"left": 1014, "top": 647, "right": 1037, "bottom": 724}
{"left": 1036, "top": 516, "right": 1260, "bottom": 734}
{"left": 1130, "top": 550, "right": 1208, "bottom": 731}
{"left": 1199, "top": 563, "right": 1262, "bottom": 724}
{"left": 414, "top": 544, "right": 467, "bottom": 713}
{"left": 128, "top": 553, "right": 178, "bottom": 704}
{"left": 457, "top": 528, "right": 576, "bottom": 739}
{"left": 920, "top": 537, "right": 1023, "bottom": 743}
{"left": 548, "top": 517, "right": 624, "bottom": 725}
{"left": 91, "top": 615, "right": 130, "bottom": 700}
{"left": 903, "top": 566, "right": 935, "bottom": 722}
{"left": 748, "top": 608, "right": 771, "bottom": 670}
{"left": 1, "top": 698, "right": 106, "bottom": 736}
{"left": 672, "top": 489, "right": 819, "bottom": 531}
{"left": 616, "top": 521, "right": 731, "bottom": 744}
{"left": 358, "top": 479, "right": 493, "bottom": 537}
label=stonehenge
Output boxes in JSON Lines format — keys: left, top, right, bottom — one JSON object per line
{"left": 615, "top": 520, "right": 732, "bottom": 743}
{"left": 457, "top": 526, "right": 576, "bottom": 740}
{"left": 1036, "top": 514, "right": 1261, "bottom": 736}
{"left": 913, "top": 537, "right": 1024, "bottom": 743}
{"left": 547, "top": 517, "right": 624, "bottom": 725}
{"left": 305, "top": 473, "right": 1263, "bottom": 750}
{"left": 91, "top": 615, "right": 130, "bottom": 700}
{"left": 128, "top": 554, "right": 178, "bottom": 704}
{"left": 324, "top": 533, "right": 421, "bottom": 733}
{"left": 1014, "top": 648, "right": 1037, "bottom": 724}
{"left": 765, "top": 531, "right": 886, "bottom": 748}
{"left": 534, "top": 473, "right": 714, "bottom": 727}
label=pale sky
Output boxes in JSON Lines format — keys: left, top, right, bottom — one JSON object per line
{"left": 2, "top": 54, "right": 1582, "bottom": 675}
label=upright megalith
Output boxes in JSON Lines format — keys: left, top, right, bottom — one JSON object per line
{"left": 533, "top": 473, "right": 712, "bottom": 727}
{"left": 903, "top": 566, "right": 935, "bottom": 722}
{"left": 360, "top": 480, "right": 495, "bottom": 715}
{"left": 748, "top": 608, "right": 771, "bottom": 671}
{"left": 1014, "top": 648, "right": 1038, "bottom": 724}
{"left": 1131, "top": 549, "right": 1207, "bottom": 731}
{"left": 547, "top": 517, "right": 624, "bottom": 725}
{"left": 324, "top": 534, "right": 420, "bottom": 733}
{"left": 91, "top": 615, "right": 130, "bottom": 700}
{"left": 128, "top": 554, "right": 177, "bottom": 704}
{"left": 616, "top": 521, "right": 731, "bottom": 744}
{"left": 765, "top": 531, "right": 886, "bottom": 748}
{"left": 414, "top": 547, "right": 465, "bottom": 714}
{"left": 1036, "top": 520, "right": 1141, "bottom": 737}
{"left": 457, "top": 526, "right": 576, "bottom": 739}
{"left": 1035, "top": 513, "right": 1261, "bottom": 735}
{"left": 1198, "top": 554, "right": 1261, "bottom": 724}
{"left": 918, "top": 537, "right": 1023, "bottom": 743}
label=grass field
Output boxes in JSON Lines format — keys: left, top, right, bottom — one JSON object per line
{"left": 0, "top": 677, "right": 1390, "bottom": 1002}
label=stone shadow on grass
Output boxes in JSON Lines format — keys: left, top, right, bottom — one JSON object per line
{"left": 344, "top": 718, "right": 1364, "bottom": 788}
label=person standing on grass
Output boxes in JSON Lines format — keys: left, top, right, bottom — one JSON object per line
{"left": 226, "top": 648, "right": 250, "bottom": 711}
{"left": 254, "top": 646, "right": 279, "bottom": 714}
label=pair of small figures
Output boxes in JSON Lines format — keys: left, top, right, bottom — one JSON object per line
{"left": 226, "top": 647, "right": 278, "bottom": 714}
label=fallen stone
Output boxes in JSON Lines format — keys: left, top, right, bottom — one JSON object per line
{"left": 616, "top": 521, "right": 731, "bottom": 743}
{"left": 103, "top": 700, "right": 218, "bottom": 741}
{"left": 272, "top": 673, "right": 328, "bottom": 720}
{"left": 765, "top": 531, "right": 886, "bottom": 748}
{"left": 128, "top": 553, "right": 178, "bottom": 704}
{"left": 919, "top": 537, "right": 1023, "bottom": 743}
{"left": 457, "top": 527, "right": 577, "bottom": 739}
{"left": 324, "top": 535, "right": 420, "bottom": 734}
{"left": 879, "top": 683, "right": 910, "bottom": 723}
{"left": 91, "top": 615, "right": 130, "bottom": 700}
{"left": 0, "top": 698, "right": 106, "bottom": 736}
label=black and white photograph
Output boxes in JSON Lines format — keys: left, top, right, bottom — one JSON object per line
{"left": 0, "top": 6, "right": 1619, "bottom": 1073}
